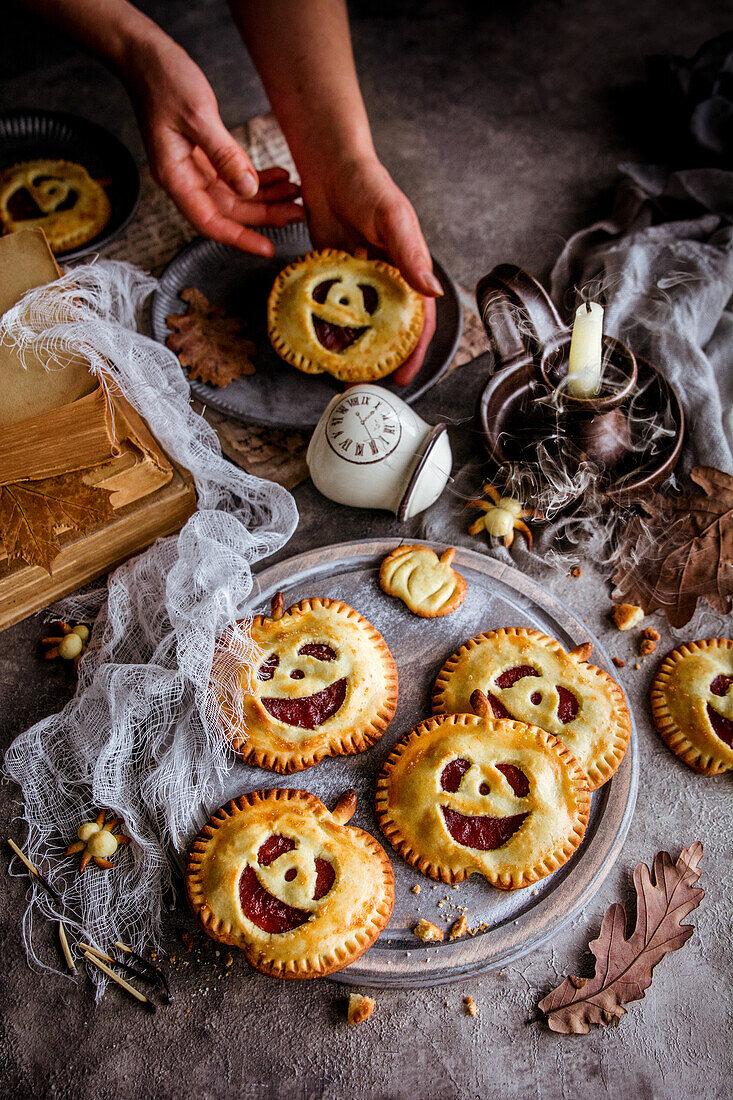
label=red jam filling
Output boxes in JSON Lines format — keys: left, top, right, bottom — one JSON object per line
{"left": 257, "top": 654, "right": 279, "bottom": 681}
{"left": 257, "top": 834, "right": 295, "bottom": 865}
{"left": 442, "top": 806, "right": 528, "bottom": 850}
{"left": 359, "top": 284, "right": 379, "bottom": 314}
{"left": 290, "top": 669, "right": 305, "bottom": 680}
{"left": 239, "top": 835, "right": 336, "bottom": 933}
{"left": 496, "top": 763, "right": 530, "bottom": 797}
{"left": 312, "top": 279, "right": 339, "bottom": 303}
{"left": 487, "top": 693, "right": 513, "bottom": 720}
{"left": 707, "top": 704, "right": 733, "bottom": 747}
{"left": 262, "top": 677, "right": 347, "bottom": 729}
{"left": 313, "top": 858, "right": 335, "bottom": 900}
{"left": 710, "top": 674, "right": 733, "bottom": 697}
{"left": 495, "top": 665, "right": 540, "bottom": 689}
{"left": 556, "top": 685, "right": 579, "bottom": 723}
{"left": 312, "top": 315, "right": 367, "bottom": 352}
{"left": 530, "top": 691, "right": 542, "bottom": 705}
{"left": 440, "top": 757, "right": 472, "bottom": 792}
{"left": 298, "top": 643, "right": 337, "bottom": 661}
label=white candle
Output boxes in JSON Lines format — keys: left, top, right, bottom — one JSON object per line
{"left": 567, "top": 301, "right": 604, "bottom": 398}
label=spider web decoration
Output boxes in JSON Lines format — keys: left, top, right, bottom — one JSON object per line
{"left": 2, "top": 260, "right": 298, "bottom": 991}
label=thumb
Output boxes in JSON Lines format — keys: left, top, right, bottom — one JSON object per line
{"left": 375, "top": 200, "right": 443, "bottom": 298}
{"left": 188, "top": 111, "right": 259, "bottom": 199}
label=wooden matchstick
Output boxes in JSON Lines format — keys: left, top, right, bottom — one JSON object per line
{"left": 58, "top": 922, "right": 75, "bottom": 971}
{"left": 82, "top": 950, "right": 155, "bottom": 1012}
{"left": 6, "top": 838, "right": 62, "bottom": 901}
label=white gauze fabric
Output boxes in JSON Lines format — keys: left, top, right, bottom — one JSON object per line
{"left": 3, "top": 259, "right": 298, "bottom": 983}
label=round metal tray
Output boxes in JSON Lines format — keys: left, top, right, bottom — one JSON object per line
{"left": 217, "top": 538, "right": 637, "bottom": 987}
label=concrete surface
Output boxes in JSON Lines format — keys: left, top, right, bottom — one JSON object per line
{"left": 1, "top": 2, "right": 732, "bottom": 1099}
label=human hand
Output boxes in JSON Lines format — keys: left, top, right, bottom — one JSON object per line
{"left": 299, "top": 155, "right": 440, "bottom": 384}
{"left": 125, "top": 38, "right": 305, "bottom": 255}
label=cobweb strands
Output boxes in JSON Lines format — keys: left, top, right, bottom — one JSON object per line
{"left": 2, "top": 260, "right": 298, "bottom": 988}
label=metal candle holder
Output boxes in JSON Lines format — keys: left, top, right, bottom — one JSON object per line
{"left": 475, "top": 264, "right": 684, "bottom": 501}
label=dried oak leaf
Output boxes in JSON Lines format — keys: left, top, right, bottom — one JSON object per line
{"left": 0, "top": 471, "right": 115, "bottom": 574}
{"left": 612, "top": 466, "right": 733, "bottom": 628}
{"left": 539, "top": 842, "right": 704, "bottom": 1034}
{"left": 166, "top": 286, "right": 256, "bottom": 387}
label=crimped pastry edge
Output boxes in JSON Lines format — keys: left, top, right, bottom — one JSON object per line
{"left": 378, "top": 544, "right": 468, "bottom": 619}
{"left": 185, "top": 788, "right": 395, "bottom": 979}
{"left": 0, "top": 158, "right": 111, "bottom": 251}
{"left": 431, "top": 626, "right": 631, "bottom": 791}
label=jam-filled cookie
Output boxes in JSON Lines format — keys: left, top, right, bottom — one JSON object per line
{"left": 432, "top": 627, "right": 631, "bottom": 790}
{"left": 379, "top": 545, "right": 467, "bottom": 618}
{"left": 267, "top": 249, "right": 425, "bottom": 383}
{"left": 0, "top": 159, "right": 111, "bottom": 253}
{"left": 186, "top": 789, "right": 395, "bottom": 979}
{"left": 211, "top": 593, "right": 398, "bottom": 773}
{"left": 375, "top": 693, "right": 590, "bottom": 890}
{"left": 650, "top": 638, "right": 733, "bottom": 775}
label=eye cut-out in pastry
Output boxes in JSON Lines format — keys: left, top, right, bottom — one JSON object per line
{"left": 211, "top": 593, "right": 398, "bottom": 773}
{"left": 379, "top": 545, "right": 467, "bottom": 618}
{"left": 267, "top": 249, "right": 425, "bottom": 382}
{"left": 432, "top": 627, "right": 631, "bottom": 791}
{"left": 375, "top": 694, "right": 590, "bottom": 890}
{"left": 186, "top": 788, "right": 395, "bottom": 978}
{"left": 0, "top": 159, "right": 111, "bottom": 253}
{"left": 650, "top": 638, "right": 733, "bottom": 775}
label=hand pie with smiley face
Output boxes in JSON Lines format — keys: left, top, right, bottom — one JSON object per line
{"left": 650, "top": 637, "right": 733, "bottom": 775}
{"left": 0, "top": 159, "right": 111, "bottom": 253}
{"left": 267, "top": 249, "right": 425, "bottom": 382}
{"left": 433, "top": 627, "right": 631, "bottom": 791}
{"left": 185, "top": 788, "right": 395, "bottom": 978}
{"left": 375, "top": 695, "right": 590, "bottom": 890}
{"left": 211, "top": 593, "right": 398, "bottom": 774}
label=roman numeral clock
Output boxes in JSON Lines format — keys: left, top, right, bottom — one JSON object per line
{"left": 306, "top": 384, "right": 453, "bottom": 520}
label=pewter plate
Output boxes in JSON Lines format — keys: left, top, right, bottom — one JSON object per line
{"left": 219, "top": 538, "right": 637, "bottom": 988}
{"left": 150, "top": 225, "right": 462, "bottom": 429}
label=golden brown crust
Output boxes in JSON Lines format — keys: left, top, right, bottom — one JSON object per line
{"left": 211, "top": 597, "right": 398, "bottom": 774}
{"left": 432, "top": 627, "right": 631, "bottom": 791}
{"left": 0, "top": 159, "right": 111, "bottom": 252}
{"left": 650, "top": 638, "right": 733, "bottom": 775}
{"left": 267, "top": 249, "right": 425, "bottom": 383}
{"left": 375, "top": 713, "right": 590, "bottom": 891}
{"left": 379, "top": 545, "right": 467, "bottom": 618}
{"left": 185, "top": 788, "right": 395, "bottom": 979}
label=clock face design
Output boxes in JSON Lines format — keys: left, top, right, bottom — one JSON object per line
{"left": 325, "top": 392, "right": 402, "bottom": 464}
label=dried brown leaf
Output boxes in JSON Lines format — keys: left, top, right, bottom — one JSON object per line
{"left": 612, "top": 466, "right": 733, "bottom": 628}
{"left": 166, "top": 286, "right": 256, "bottom": 387}
{"left": 539, "top": 842, "right": 704, "bottom": 1034}
{"left": 0, "top": 471, "right": 115, "bottom": 574}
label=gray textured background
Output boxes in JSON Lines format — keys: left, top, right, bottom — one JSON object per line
{"left": 1, "top": 2, "right": 732, "bottom": 1098}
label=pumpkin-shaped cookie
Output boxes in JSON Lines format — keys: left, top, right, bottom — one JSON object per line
{"left": 432, "top": 627, "right": 631, "bottom": 790}
{"left": 651, "top": 638, "right": 733, "bottom": 775}
{"left": 186, "top": 789, "right": 395, "bottom": 978}
{"left": 0, "top": 159, "right": 111, "bottom": 253}
{"left": 267, "top": 249, "right": 425, "bottom": 382}
{"left": 211, "top": 594, "right": 398, "bottom": 773}
{"left": 379, "top": 545, "right": 467, "bottom": 618}
{"left": 375, "top": 699, "right": 590, "bottom": 890}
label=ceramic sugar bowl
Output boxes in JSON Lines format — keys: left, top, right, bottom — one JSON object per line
{"left": 306, "top": 384, "right": 452, "bottom": 520}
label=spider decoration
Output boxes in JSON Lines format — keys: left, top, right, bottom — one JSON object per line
{"left": 66, "top": 810, "right": 131, "bottom": 873}
{"left": 467, "top": 483, "right": 543, "bottom": 550}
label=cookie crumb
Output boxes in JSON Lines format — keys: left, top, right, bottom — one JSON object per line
{"left": 225, "top": 953, "right": 233, "bottom": 967}
{"left": 642, "top": 627, "right": 661, "bottom": 641}
{"left": 449, "top": 914, "right": 468, "bottom": 940}
{"left": 639, "top": 638, "right": 657, "bottom": 656}
{"left": 411, "top": 884, "right": 421, "bottom": 895}
{"left": 611, "top": 603, "right": 644, "bottom": 631}
{"left": 612, "top": 656, "right": 626, "bottom": 668}
{"left": 348, "top": 993, "right": 376, "bottom": 1026}
{"left": 413, "top": 918, "right": 444, "bottom": 943}
{"left": 634, "top": 662, "right": 641, "bottom": 670}
{"left": 569, "top": 566, "right": 582, "bottom": 578}
{"left": 464, "top": 995, "right": 478, "bottom": 1017}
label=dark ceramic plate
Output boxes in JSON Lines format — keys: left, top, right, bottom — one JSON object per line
{"left": 0, "top": 110, "right": 141, "bottom": 261}
{"left": 150, "top": 224, "right": 462, "bottom": 430}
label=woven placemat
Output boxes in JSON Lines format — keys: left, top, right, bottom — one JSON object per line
{"left": 100, "top": 113, "right": 485, "bottom": 487}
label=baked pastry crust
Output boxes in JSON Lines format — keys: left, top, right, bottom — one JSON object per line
{"left": 432, "top": 627, "right": 631, "bottom": 790}
{"left": 186, "top": 789, "right": 395, "bottom": 979}
{"left": 211, "top": 595, "right": 398, "bottom": 773}
{"left": 267, "top": 249, "right": 425, "bottom": 382}
{"left": 375, "top": 713, "right": 590, "bottom": 890}
{"left": 650, "top": 638, "right": 733, "bottom": 775}
{"left": 379, "top": 545, "right": 467, "bottom": 618}
{"left": 0, "top": 159, "right": 111, "bottom": 253}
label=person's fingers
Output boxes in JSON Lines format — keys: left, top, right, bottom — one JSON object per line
{"left": 254, "top": 179, "right": 301, "bottom": 203}
{"left": 392, "top": 296, "right": 437, "bottom": 385}
{"left": 204, "top": 179, "right": 304, "bottom": 226}
{"left": 185, "top": 111, "right": 259, "bottom": 199}
{"left": 256, "top": 166, "right": 295, "bottom": 187}
{"left": 374, "top": 199, "right": 442, "bottom": 298}
{"left": 167, "top": 166, "right": 275, "bottom": 254}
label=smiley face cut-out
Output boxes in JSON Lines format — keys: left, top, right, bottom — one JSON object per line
{"left": 432, "top": 627, "right": 631, "bottom": 790}
{"left": 375, "top": 697, "right": 590, "bottom": 890}
{"left": 651, "top": 637, "right": 733, "bottom": 775}
{"left": 267, "top": 249, "right": 425, "bottom": 382}
{"left": 186, "top": 788, "right": 395, "bottom": 978}
{"left": 210, "top": 594, "right": 398, "bottom": 774}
